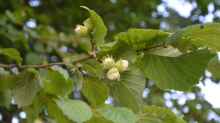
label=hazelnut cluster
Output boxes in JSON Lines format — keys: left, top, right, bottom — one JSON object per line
{"left": 102, "top": 56, "right": 129, "bottom": 81}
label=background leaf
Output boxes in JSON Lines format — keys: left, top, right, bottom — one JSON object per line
{"left": 25, "top": 52, "right": 45, "bottom": 65}
{"left": 86, "top": 113, "right": 113, "bottom": 123}
{"left": 13, "top": 69, "right": 40, "bottom": 107}
{"left": 24, "top": 95, "right": 45, "bottom": 123}
{"left": 0, "top": 74, "right": 17, "bottom": 91}
{"left": 55, "top": 98, "right": 92, "bottom": 123}
{"left": 47, "top": 99, "right": 73, "bottom": 123}
{"left": 0, "top": 90, "right": 12, "bottom": 108}
{"left": 98, "top": 105, "right": 137, "bottom": 123}
{"left": 39, "top": 69, "right": 73, "bottom": 96}
{"left": 0, "top": 48, "right": 22, "bottom": 63}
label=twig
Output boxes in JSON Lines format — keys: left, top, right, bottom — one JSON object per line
{"left": 0, "top": 31, "right": 99, "bottom": 69}
{"left": 89, "top": 33, "right": 95, "bottom": 50}
{"left": 0, "top": 55, "right": 93, "bottom": 69}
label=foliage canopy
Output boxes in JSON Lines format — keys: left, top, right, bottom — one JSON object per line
{"left": 1, "top": 0, "right": 220, "bottom": 123}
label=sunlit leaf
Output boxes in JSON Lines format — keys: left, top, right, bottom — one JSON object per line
{"left": 168, "top": 23, "right": 220, "bottom": 51}
{"left": 147, "top": 45, "right": 182, "bottom": 57}
{"left": 137, "top": 49, "right": 214, "bottom": 91}
{"left": 114, "top": 28, "right": 170, "bottom": 50}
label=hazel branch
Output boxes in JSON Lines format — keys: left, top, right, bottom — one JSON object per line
{"left": 0, "top": 54, "right": 93, "bottom": 69}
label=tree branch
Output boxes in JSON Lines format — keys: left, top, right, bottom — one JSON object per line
{"left": 0, "top": 54, "right": 93, "bottom": 69}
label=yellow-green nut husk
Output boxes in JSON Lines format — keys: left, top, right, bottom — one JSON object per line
{"left": 102, "top": 56, "right": 115, "bottom": 69}
{"left": 74, "top": 24, "right": 88, "bottom": 36}
{"left": 115, "top": 59, "right": 129, "bottom": 72}
{"left": 106, "top": 67, "right": 120, "bottom": 80}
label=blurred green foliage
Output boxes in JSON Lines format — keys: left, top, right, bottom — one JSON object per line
{"left": 1, "top": 0, "right": 220, "bottom": 123}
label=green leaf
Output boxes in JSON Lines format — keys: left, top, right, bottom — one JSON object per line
{"left": 114, "top": 29, "right": 170, "bottom": 50}
{"left": 55, "top": 98, "right": 92, "bottom": 123}
{"left": 5, "top": 10, "right": 26, "bottom": 24}
{"left": 82, "top": 59, "right": 104, "bottom": 78}
{"left": 0, "top": 74, "right": 17, "bottom": 91}
{"left": 25, "top": 52, "right": 44, "bottom": 65}
{"left": 214, "top": 108, "right": 220, "bottom": 116}
{"left": 82, "top": 78, "right": 109, "bottom": 106}
{"left": 207, "top": 56, "right": 220, "bottom": 80}
{"left": 99, "top": 41, "right": 138, "bottom": 62}
{"left": 98, "top": 105, "right": 138, "bottom": 123}
{"left": 138, "top": 106, "right": 186, "bottom": 123}
{"left": 72, "top": 68, "right": 84, "bottom": 91}
{"left": 51, "top": 66, "right": 70, "bottom": 80}
{"left": 78, "top": 37, "right": 92, "bottom": 52}
{"left": 39, "top": 69, "right": 73, "bottom": 96}
{"left": 0, "top": 48, "right": 22, "bottom": 63}
{"left": 111, "top": 65, "right": 145, "bottom": 112}
{"left": 0, "top": 90, "right": 12, "bottom": 108}
{"left": 147, "top": 45, "right": 182, "bottom": 57}
{"left": 168, "top": 23, "right": 220, "bottom": 51}
{"left": 24, "top": 95, "right": 45, "bottom": 123}
{"left": 13, "top": 69, "right": 40, "bottom": 107}
{"left": 0, "top": 67, "right": 10, "bottom": 75}
{"left": 47, "top": 100, "right": 73, "bottom": 123}
{"left": 81, "top": 6, "right": 107, "bottom": 46}
{"left": 137, "top": 49, "right": 214, "bottom": 91}
{"left": 86, "top": 115, "right": 113, "bottom": 123}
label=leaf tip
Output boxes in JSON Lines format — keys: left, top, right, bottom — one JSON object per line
{"left": 80, "top": 6, "right": 90, "bottom": 11}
